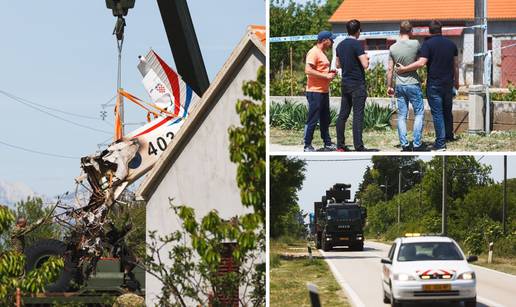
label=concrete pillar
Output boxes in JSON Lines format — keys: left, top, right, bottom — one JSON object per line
{"left": 468, "top": 84, "right": 485, "bottom": 134}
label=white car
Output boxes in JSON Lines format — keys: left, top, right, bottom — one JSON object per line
{"left": 381, "top": 235, "right": 477, "bottom": 307}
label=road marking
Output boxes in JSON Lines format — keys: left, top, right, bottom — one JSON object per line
{"left": 477, "top": 295, "right": 505, "bottom": 307}
{"left": 320, "top": 250, "right": 366, "bottom": 307}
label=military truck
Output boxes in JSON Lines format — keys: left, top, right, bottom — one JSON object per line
{"left": 314, "top": 184, "right": 367, "bottom": 251}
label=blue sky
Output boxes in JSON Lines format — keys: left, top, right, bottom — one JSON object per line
{"left": 0, "top": 0, "right": 264, "bottom": 197}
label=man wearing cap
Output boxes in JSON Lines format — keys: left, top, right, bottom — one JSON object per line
{"left": 303, "top": 30, "right": 337, "bottom": 152}
{"left": 335, "top": 19, "right": 370, "bottom": 151}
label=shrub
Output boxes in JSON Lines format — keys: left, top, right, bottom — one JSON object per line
{"left": 270, "top": 253, "right": 281, "bottom": 268}
{"left": 491, "top": 82, "right": 516, "bottom": 101}
{"left": 270, "top": 101, "right": 392, "bottom": 131}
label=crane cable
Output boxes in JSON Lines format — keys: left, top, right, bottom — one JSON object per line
{"left": 113, "top": 15, "right": 126, "bottom": 140}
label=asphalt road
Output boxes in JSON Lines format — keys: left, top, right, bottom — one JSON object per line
{"left": 320, "top": 241, "right": 515, "bottom": 307}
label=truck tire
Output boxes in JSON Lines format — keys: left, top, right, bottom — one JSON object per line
{"left": 356, "top": 242, "right": 364, "bottom": 251}
{"left": 25, "top": 239, "right": 77, "bottom": 292}
{"left": 322, "top": 234, "right": 331, "bottom": 251}
{"left": 464, "top": 297, "right": 476, "bottom": 307}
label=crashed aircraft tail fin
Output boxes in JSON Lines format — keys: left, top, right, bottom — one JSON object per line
{"left": 138, "top": 50, "right": 199, "bottom": 119}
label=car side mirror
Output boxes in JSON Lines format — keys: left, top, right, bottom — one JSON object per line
{"left": 466, "top": 255, "right": 478, "bottom": 263}
{"left": 381, "top": 258, "right": 392, "bottom": 264}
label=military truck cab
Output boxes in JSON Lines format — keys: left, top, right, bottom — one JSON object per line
{"left": 314, "top": 184, "right": 367, "bottom": 251}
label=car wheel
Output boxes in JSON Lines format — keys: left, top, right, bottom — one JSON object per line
{"left": 383, "top": 290, "right": 390, "bottom": 304}
{"left": 391, "top": 297, "right": 402, "bottom": 307}
{"left": 390, "top": 284, "right": 402, "bottom": 307}
{"left": 464, "top": 297, "right": 476, "bottom": 307}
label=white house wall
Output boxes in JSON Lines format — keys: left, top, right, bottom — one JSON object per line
{"left": 144, "top": 47, "right": 264, "bottom": 305}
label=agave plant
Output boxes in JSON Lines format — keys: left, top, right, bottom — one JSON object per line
{"left": 364, "top": 102, "right": 394, "bottom": 130}
{"left": 270, "top": 101, "right": 393, "bottom": 131}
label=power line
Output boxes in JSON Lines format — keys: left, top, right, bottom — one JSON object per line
{"left": 0, "top": 90, "right": 111, "bottom": 135}
{"left": 0, "top": 139, "right": 79, "bottom": 160}
{"left": 302, "top": 158, "right": 372, "bottom": 162}
{"left": 0, "top": 89, "right": 101, "bottom": 120}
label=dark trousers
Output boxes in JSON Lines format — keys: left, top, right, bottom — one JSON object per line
{"left": 336, "top": 84, "right": 367, "bottom": 150}
{"left": 426, "top": 84, "right": 454, "bottom": 147}
{"left": 442, "top": 86, "right": 454, "bottom": 139}
{"left": 304, "top": 91, "right": 331, "bottom": 147}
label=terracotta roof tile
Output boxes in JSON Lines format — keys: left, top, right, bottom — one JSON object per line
{"left": 249, "top": 25, "right": 266, "bottom": 46}
{"left": 329, "top": 0, "right": 516, "bottom": 23}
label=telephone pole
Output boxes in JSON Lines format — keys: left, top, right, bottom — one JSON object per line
{"left": 442, "top": 156, "right": 448, "bottom": 236}
{"left": 503, "top": 155, "right": 507, "bottom": 234}
{"left": 469, "top": 0, "right": 488, "bottom": 134}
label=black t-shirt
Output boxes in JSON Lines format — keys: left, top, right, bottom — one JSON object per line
{"left": 420, "top": 35, "right": 458, "bottom": 87}
{"left": 336, "top": 38, "right": 366, "bottom": 87}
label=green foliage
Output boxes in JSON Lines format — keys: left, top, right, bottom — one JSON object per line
{"left": 358, "top": 184, "right": 385, "bottom": 207}
{"left": 270, "top": 253, "right": 281, "bottom": 268}
{"left": 270, "top": 101, "right": 392, "bottom": 131}
{"left": 490, "top": 82, "right": 516, "bottom": 101}
{"left": 422, "top": 156, "right": 492, "bottom": 212}
{"left": 14, "top": 197, "right": 62, "bottom": 247}
{"left": 362, "top": 157, "right": 516, "bottom": 259}
{"left": 356, "top": 156, "right": 423, "bottom": 201}
{"left": 145, "top": 202, "right": 264, "bottom": 306}
{"left": 229, "top": 65, "right": 266, "bottom": 221}
{"left": 464, "top": 218, "right": 504, "bottom": 255}
{"left": 108, "top": 199, "right": 146, "bottom": 259}
{"left": 270, "top": 0, "right": 342, "bottom": 78}
{"left": 270, "top": 156, "right": 307, "bottom": 239}
{"left": 363, "top": 102, "right": 395, "bottom": 130}
{"left": 272, "top": 63, "right": 396, "bottom": 98}
{"left": 0, "top": 205, "right": 63, "bottom": 304}
{"left": 144, "top": 67, "right": 266, "bottom": 306}
{"left": 270, "top": 70, "right": 306, "bottom": 97}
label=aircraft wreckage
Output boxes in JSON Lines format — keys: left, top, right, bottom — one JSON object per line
{"left": 24, "top": 50, "right": 199, "bottom": 292}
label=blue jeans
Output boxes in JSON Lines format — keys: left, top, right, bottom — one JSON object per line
{"left": 426, "top": 85, "right": 452, "bottom": 148}
{"left": 396, "top": 84, "right": 424, "bottom": 148}
{"left": 304, "top": 92, "right": 332, "bottom": 147}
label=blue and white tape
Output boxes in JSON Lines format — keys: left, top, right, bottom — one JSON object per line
{"left": 270, "top": 25, "right": 487, "bottom": 43}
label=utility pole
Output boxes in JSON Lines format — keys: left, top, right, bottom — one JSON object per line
{"left": 290, "top": 46, "right": 294, "bottom": 96}
{"left": 442, "top": 156, "right": 448, "bottom": 236}
{"left": 398, "top": 168, "right": 401, "bottom": 226}
{"left": 474, "top": 0, "right": 485, "bottom": 85}
{"left": 503, "top": 155, "right": 507, "bottom": 234}
{"left": 469, "top": 0, "right": 487, "bottom": 134}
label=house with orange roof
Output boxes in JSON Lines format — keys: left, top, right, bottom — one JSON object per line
{"left": 329, "top": 0, "right": 516, "bottom": 87}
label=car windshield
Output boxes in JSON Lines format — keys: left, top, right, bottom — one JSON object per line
{"left": 397, "top": 242, "right": 464, "bottom": 261}
{"left": 327, "top": 208, "right": 360, "bottom": 220}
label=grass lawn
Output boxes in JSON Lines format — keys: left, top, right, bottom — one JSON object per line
{"left": 474, "top": 255, "right": 516, "bottom": 275}
{"left": 270, "top": 126, "right": 516, "bottom": 152}
{"left": 270, "top": 239, "right": 349, "bottom": 307}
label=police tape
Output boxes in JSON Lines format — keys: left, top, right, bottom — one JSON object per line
{"left": 474, "top": 42, "right": 516, "bottom": 57}
{"left": 270, "top": 25, "right": 487, "bottom": 43}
